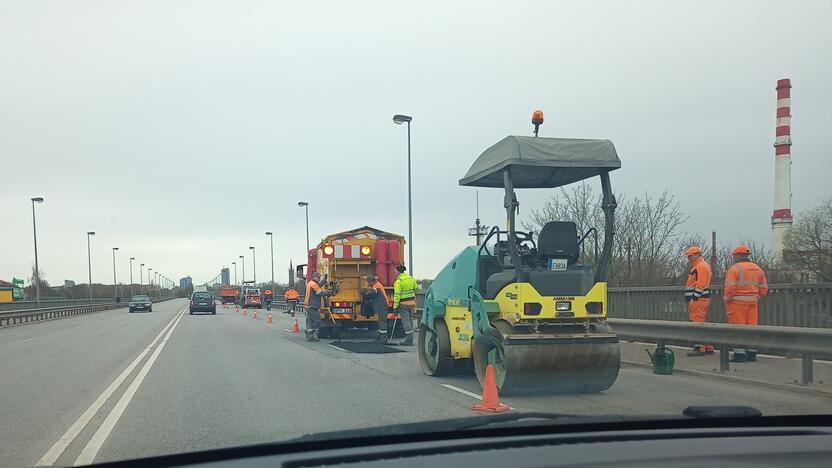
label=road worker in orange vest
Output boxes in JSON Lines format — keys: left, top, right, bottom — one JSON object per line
{"left": 723, "top": 244, "right": 769, "bottom": 362}
{"left": 284, "top": 287, "right": 300, "bottom": 315}
{"left": 362, "top": 275, "right": 391, "bottom": 343}
{"left": 684, "top": 246, "right": 714, "bottom": 356}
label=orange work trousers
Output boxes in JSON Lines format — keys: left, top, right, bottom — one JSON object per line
{"left": 687, "top": 298, "right": 710, "bottom": 322}
{"left": 688, "top": 298, "right": 713, "bottom": 352}
{"left": 726, "top": 301, "right": 759, "bottom": 325}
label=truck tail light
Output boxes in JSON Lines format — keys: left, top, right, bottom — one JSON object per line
{"left": 360, "top": 245, "right": 371, "bottom": 256}
{"left": 323, "top": 245, "right": 334, "bottom": 257}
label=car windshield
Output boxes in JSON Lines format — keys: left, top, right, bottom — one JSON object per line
{"left": 2, "top": 1, "right": 830, "bottom": 466}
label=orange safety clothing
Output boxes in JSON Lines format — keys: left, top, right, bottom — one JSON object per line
{"left": 372, "top": 281, "right": 390, "bottom": 304}
{"left": 685, "top": 256, "right": 712, "bottom": 303}
{"left": 304, "top": 280, "right": 323, "bottom": 308}
{"left": 284, "top": 288, "right": 299, "bottom": 300}
{"left": 726, "top": 301, "right": 759, "bottom": 325}
{"left": 724, "top": 260, "right": 768, "bottom": 303}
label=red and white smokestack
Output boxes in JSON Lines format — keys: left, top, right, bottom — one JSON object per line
{"left": 771, "top": 78, "right": 793, "bottom": 263}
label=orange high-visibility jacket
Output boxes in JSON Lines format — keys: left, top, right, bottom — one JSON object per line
{"left": 284, "top": 288, "right": 299, "bottom": 300}
{"left": 304, "top": 281, "right": 323, "bottom": 308}
{"left": 685, "top": 257, "right": 712, "bottom": 302}
{"left": 724, "top": 261, "right": 769, "bottom": 302}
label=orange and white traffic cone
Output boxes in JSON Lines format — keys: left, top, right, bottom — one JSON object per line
{"left": 243, "top": 308, "right": 248, "bottom": 316}
{"left": 292, "top": 318, "right": 299, "bottom": 333}
{"left": 267, "top": 313, "right": 273, "bottom": 324}
{"left": 472, "top": 364, "right": 510, "bottom": 413}
{"left": 252, "top": 310, "right": 258, "bottom": 319}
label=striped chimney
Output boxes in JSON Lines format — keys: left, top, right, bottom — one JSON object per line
{"left": 771, "top": 78, "right": 793, "bottom": 263}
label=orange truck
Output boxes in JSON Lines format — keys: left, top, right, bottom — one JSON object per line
{"left": 219, "top": 285, "right": 240, "bottom": 304}
{"left": 297, "top": 226, "right": 406, "bottom": 339}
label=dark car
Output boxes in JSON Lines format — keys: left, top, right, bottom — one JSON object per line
{"left": 128, "top": 295, "right": 153, "bottom": 313}
{"left": 190, "top": 291, "right": 216, "bottom": 315}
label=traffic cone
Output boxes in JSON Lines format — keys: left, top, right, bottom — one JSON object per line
{"left": 253, "top": 310, "right": 258, "bottom": 319}
{"left": 292, "top": 318, "right": 299, "bottom": 333}
{"left": 267, "top": 313, "right": 273, "bottom": 324}
{"left": 472, "top": 364, "right": 510, "bottom": 413}
{"left": 243, "top": 308, "right": 248, "bottom": 316}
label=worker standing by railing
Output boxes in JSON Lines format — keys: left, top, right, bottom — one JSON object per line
{"left": 684, "top": 246, "right": 714, "bottom": 356}
{"left": 723, "top": 245, "right": 769, "bottom": 362}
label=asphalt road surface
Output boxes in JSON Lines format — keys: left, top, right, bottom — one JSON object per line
{"left": 1, "top": 299, "right": 830, "bottom": 466}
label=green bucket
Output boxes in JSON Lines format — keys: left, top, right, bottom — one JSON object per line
{"left": 646, "top": 346, "right": 675, "bottom": 375}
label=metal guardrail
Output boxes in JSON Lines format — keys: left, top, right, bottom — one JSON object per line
{"left": 608, "top": 318, "right": 832, "bottom": 384}
{"left": 0, "top": 297, "right": 178, "bottom": 327}
{"left": 608, "top": 283, "right": 832, "bottom": 328}
{"left": 0, "top": 298, "right": 115, "bottom": 312}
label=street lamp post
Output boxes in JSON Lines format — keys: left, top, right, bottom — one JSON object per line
{"left": 86, "top": 231, "right": 96, "bottom": 303}
{"left": 266, "top": 232, "right": 275, "bottom": 295}
{"left": 112, "top": 247, "right": 119, "bottom": 301}
{"left": 31, "top": 197, "right": 44, "bottom": 305}
{"left": 148, "top": 268, "right": 153, "bottom": 297}
{"left": 239, "top": 255, "right": 245, "bottom": 284}
{"left": 298, "top": 202, "right": 310, "bottom": 254}
{"left": 393, "top": 114, "right": 414, "bottom": 274}
{"left": 140, "top": 263, "right": 145, "bottom": 294}
{"left": 232, "top": 261, "right": 237, "bottom": 285}
{"left": 129, "top": 257, "right": 135, "bottom": 297}
{"left": 249, "top": 246, "right": 256, "bottom": 284}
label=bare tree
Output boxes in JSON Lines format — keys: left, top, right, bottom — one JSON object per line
{"left": 524, "top": 186, "right": 688, "bottom": 286}
{"left": 784, "top": 197, "right": 832, "bottom": 281}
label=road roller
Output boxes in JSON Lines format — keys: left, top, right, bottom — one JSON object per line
{"left": 418, "top": 129, "right": 622, "bottom": 394}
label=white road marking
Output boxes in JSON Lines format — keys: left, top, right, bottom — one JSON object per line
{"left": 281, "top": 329, "right": 292, "bottom": 333}
{"left": 327, "top": 344, "right": 348, "bottom": 352}
{"left": 74, "top": 308, "right": 186, "bottom": 466}
{"left": 20, "top": 337, "right": 37, "bottom": 343}
{"left": 440, "top": 383, "right": 515, "bottom": 410}
{"left": 36, "top": 306, "right": 185, "bottom": 466}
{"left": 71, "top": 326, "right": 81, "bottom": 330}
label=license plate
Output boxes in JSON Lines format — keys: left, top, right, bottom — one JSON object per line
{"left": 548, "top": 258, "right": 568, "bottom": 271}
{"left": 331, "top": 308, "right": 352, "bottom": 314}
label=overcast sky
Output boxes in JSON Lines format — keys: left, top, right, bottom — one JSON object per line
{"left": 2, "top": 0, "right": 830, "bottom": 287}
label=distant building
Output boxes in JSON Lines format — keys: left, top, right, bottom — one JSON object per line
{"left": 221, "top": 268, "right": 230, "bottom": 285}
{"left": 179, "top": 276, "right": 193, "bottom": 288}
{"left": 64, "top": 280, "right": 76, "bottom": 288}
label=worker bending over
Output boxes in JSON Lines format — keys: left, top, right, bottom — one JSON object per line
{"left": 363, "top": 275, "right": 391, "bottom": 343}
{"left": 723, "top": 245, "right": 768, "bottom": 362}
{"left": 392, "top": 265, "right": 417, "bottom": 346}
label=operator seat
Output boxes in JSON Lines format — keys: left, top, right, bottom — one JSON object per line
{"left": 526, "top": 221, "right": 594, "bottom": 297}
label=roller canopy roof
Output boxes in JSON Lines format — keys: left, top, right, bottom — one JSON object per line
{"left": 459, "top": 136, "right": 621, "bottom": 188}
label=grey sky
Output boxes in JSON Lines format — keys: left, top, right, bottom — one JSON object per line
{"left": 2, "top": 0, "right": 831, "bottom": 286}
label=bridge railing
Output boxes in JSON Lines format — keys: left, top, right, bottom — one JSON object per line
{"left": 609, "top": 318, "right": 832, "bottom": 384}
{"left": 0, "top": 297, "right": 179, "bottom": 327}
{"left": 608, "top": 283, "right": 832, "bottom": 328}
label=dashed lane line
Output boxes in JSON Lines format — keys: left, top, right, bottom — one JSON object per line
{"left": 74, "top": 308, "right": 186, "bottom": 465}
{"left": 36, "top": 306, "right": 186, "bottom": 466}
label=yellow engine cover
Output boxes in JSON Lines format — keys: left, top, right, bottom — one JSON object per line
{"left": 493, "top": 281, "right": 607, "bottom": 320}
{"left": 445, "top": 305, "right": 473, "bottom": 359}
